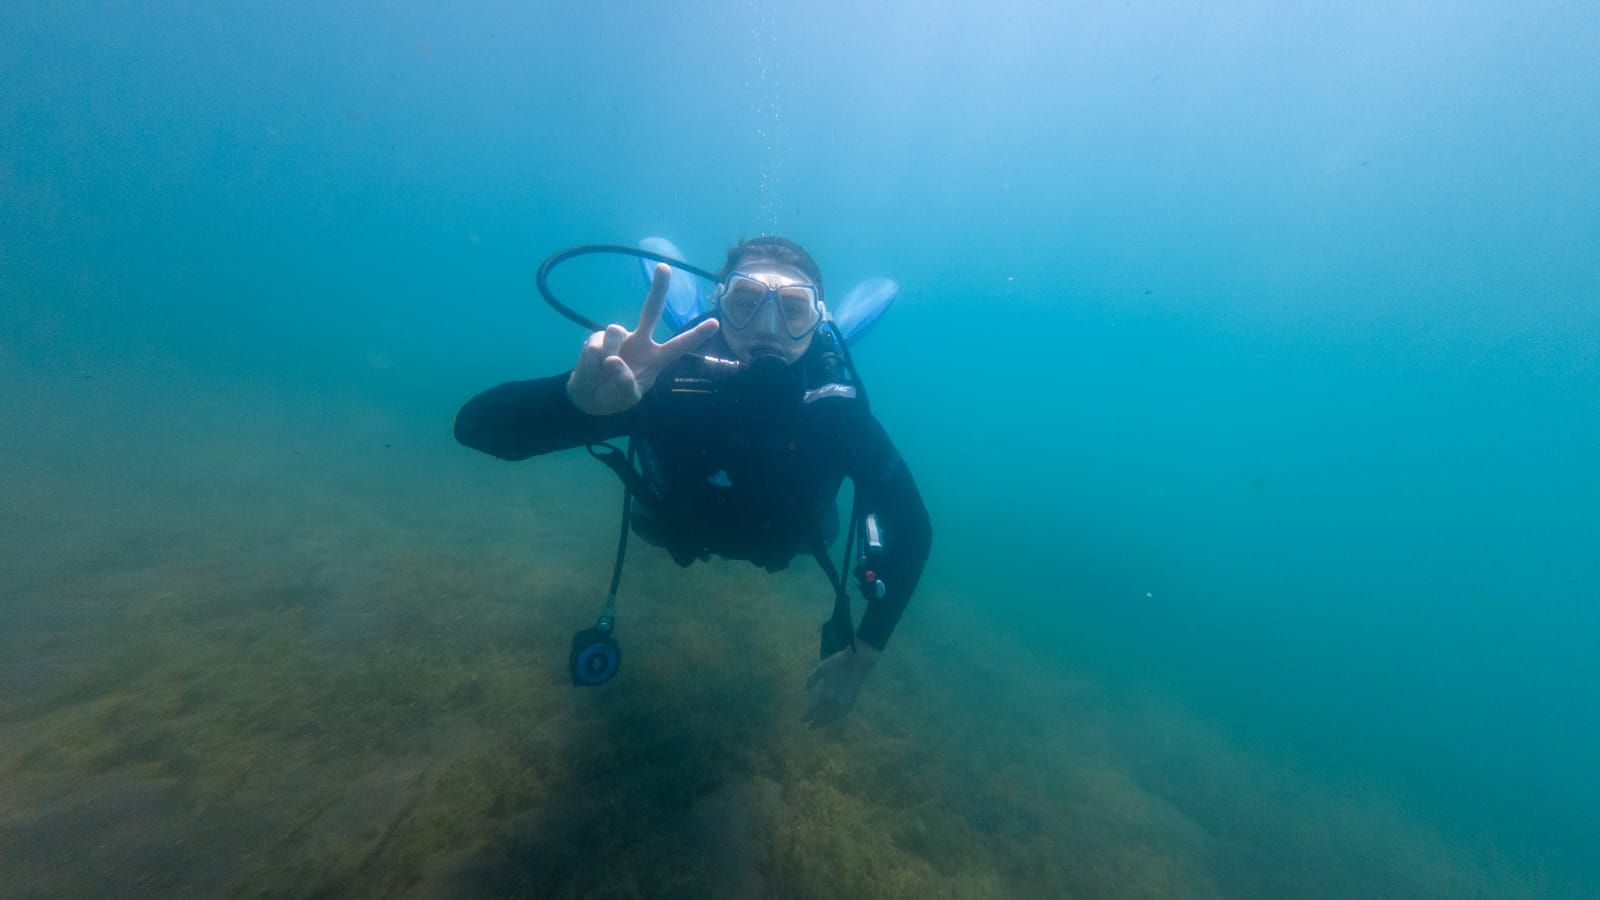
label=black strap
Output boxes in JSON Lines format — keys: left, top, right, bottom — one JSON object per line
{"left": 585, "top": 441, "right": 639, "bottom": 620}
{"left": 812, "top": 491, "right": 862, "bottom": 652}
{"left": 587, "top": 441, "right": 660, "bottom": 508}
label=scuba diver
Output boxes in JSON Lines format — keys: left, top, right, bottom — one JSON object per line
{"left": 453, "top": 236, "right": 930, "bottom": 724}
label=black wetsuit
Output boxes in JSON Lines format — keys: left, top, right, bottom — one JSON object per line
{"left": 453, "top": 338, "right": 931, "bottom": 650}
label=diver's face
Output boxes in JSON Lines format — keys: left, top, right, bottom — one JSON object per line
{"left": 716, "top": 265, "right": 821, "bottom": 365}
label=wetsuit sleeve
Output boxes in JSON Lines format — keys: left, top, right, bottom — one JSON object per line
{"left": 453, "top": 372, "right": 633, "bottom": 460}
{"left": 849, "top": 411, "right": 932, "bottom": 651}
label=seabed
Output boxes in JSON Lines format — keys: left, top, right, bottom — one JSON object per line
{"left": 0, "top": 373, "right": 1560, "bottom": 898}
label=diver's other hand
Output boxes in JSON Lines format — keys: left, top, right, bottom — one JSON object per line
{"left": 567, "top": 263, "right": 720, "bottom": 415}
{"left": 804, "top": 642, "right": 881, "bottom": 727}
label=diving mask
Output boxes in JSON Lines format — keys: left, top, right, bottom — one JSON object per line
{"left": 715, "top": 271, "right": 824, "bottom": 340}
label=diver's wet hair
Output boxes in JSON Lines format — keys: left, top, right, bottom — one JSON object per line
{"left": 718, "top": 236, "right": 824, "bottom": 299}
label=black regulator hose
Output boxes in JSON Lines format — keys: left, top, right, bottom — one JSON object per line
{"left": 536, "top": 243, "right": 722, "bottom": 332}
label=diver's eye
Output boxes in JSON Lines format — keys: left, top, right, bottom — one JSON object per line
{"left": 723, "top": 278, "right": 766, "bottom": 318}
{"left": 777, "top": 287, "right": 817, "bottom": 322}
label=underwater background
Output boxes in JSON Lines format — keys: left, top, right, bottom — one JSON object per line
{"left": 2, "top": 1, "right": 1596, "bottom": 896}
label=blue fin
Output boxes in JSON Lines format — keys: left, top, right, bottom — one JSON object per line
{"left": 638, "top": 237, "right": 709, "bottom": 331}
{"left": 829, "top": 277, "right": 897, "bottom": 345}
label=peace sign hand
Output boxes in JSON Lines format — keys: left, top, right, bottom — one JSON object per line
{"left": 566, "top": 263, "right": 721, "bottom": 416}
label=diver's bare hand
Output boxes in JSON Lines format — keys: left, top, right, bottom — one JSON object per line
{"left": 567, "top": 264, "right": 720, "bottom": 416}
{"left": 804, "top": 642, "right": 881, "bottom": 727}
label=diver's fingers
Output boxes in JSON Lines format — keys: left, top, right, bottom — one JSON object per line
{"left": 574, "top": 329, "right": 607, "bottom": 380}
{"left": 601, "top": 354, "right": 633, "bottom": 387}
{"left": 634, "top": 263, "right": 671, "bottom": 338}
{"left": 657, "top": 317, "right": 719, "bottom": 363}
{"left": 600, "top": 323, "right": 628, "bottom": 358}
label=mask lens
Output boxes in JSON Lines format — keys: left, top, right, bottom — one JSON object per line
{"left": 721, "top": 275, "right": 767, "bottom": 328}
{"left": 777, "top": 286, "right": 820, "bottom": 337}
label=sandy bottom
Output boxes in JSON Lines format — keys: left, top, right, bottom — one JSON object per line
{"left": 0, "top": 364, "right": 1569, "bottom": 898}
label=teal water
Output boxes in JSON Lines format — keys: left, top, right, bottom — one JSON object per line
{"left": 3, "top": 1, "right": 1597, "bottom": 896}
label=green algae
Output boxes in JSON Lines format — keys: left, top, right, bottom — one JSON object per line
{"left": 0, "top": 473, "right": 1569, "bottom": 899}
